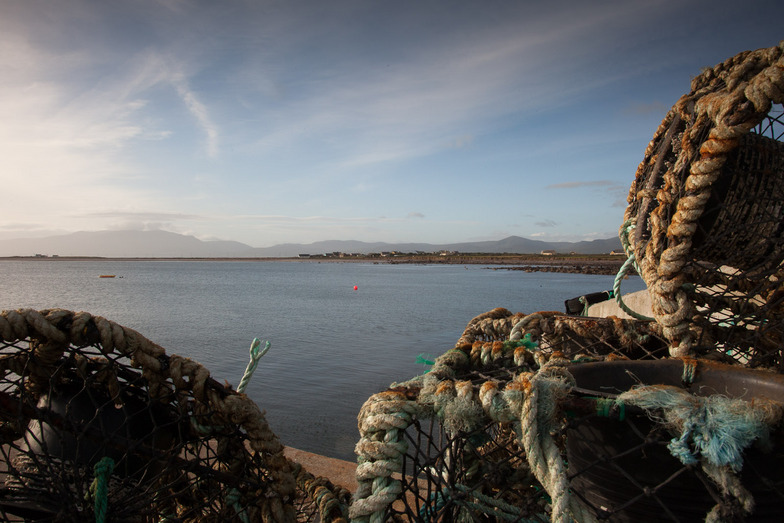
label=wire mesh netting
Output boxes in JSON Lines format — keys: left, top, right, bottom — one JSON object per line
{"left": 351, "top": 308, "right": 784, "bottom": 522}
{"left": 0, "top": 308, "right": 349, "bottom": 523}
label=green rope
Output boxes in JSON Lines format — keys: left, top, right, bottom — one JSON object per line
{"left": 237, "top": 338, "right": 270, "bottom": 394}
{"left": 416, "top": 353, "right": 436, "bottom": 373}
{"left": 619, "top": 218, "right": 636, "bottom": 256}
{"left": 594, "top": 397, "right": 625, "bottom": 421}
{"left": 224, "top": 488, "right": 250, "bottom": 523}
{"left": 87, "top": 456, "right": 115, "bottom": 523}
{"left": 419, "top": 490, "right": 447, "bottom": 520}
{"left": 188, "top": 338, "right": 268, "bottom": 438}
{"left": 618, "top": 385, "right": 782, "bottom": 471}
{"left": 682, "top": 359, "right": 697, "bottom": 385}
{"left": 613, "top": 253, "right": 654, "bottom": 321}
{"left": 578, "top": 296, "right": 589, "bottom": 316}
{"left": 456, "top": 484, "right": 545, "bottom": 522}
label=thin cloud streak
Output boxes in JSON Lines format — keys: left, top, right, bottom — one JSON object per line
{"left": 547, "top": 181, "right": 615, "bottom": 189}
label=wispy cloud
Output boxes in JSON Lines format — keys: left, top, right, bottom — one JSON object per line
{"left": 247, "top": 2, "right": 671, "bottom": 169}
{"left": 82, "top": 211, "right": 203, "bottom": 221}
{"left": 171, "top": 74, "right": 219, "bottom": 158}
{"left": 546, "top": 180, "right": 615, "bottom": 189}
{"left": 1, "top": 0, "right": 779, "bottom": 247}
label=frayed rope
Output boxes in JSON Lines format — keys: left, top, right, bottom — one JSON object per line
{"left": 617, "top": 385, "right": 782, "bottom": 471}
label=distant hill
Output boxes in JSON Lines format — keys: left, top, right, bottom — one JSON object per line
{"left": 0, "top": 230, "right": 252, "bottom": 258}
{"left": 0, "top": 230, "right": 622, "bottom": 258}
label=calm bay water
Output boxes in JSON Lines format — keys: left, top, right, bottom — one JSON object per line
{"left": 0, "top": 260, "right": 645, "bottom": 460}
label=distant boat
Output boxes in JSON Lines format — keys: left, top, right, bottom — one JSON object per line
{"left": 99, "top": 275, "right": 116, "bottom": 278}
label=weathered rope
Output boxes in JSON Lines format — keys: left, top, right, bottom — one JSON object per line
{"left": 224, "top": 488, "right": 250, "bottom": 523}
{"left": 613, "top": 253, "right": 654, "bottom": 321}
{"left": 617, "top": 381, "right": 783, "bottom": 519}
{"left": 518, "top": 360, "right": 598, "bottom": 523}
{"left": 291, "top": 461, "right": 350, "bottom": 523}
{"left": 420, "top": 483, "right": 544, "bottom": 522}
{"left": 352, "top": 309, "right": 668, "bottom": 521}
{"left": 237, "top": 337, "right": 270, "bottom": 394}
{"left": 621, "top": 41, "right": 784, "bottom": 355}
{"left": 617, "top": 384, "right": 782, "bottom": 472}
{"left": 350, "top": 389, "right": 422, "bottom": 522}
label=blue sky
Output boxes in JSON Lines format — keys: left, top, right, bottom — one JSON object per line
{"left": 1, "top": 0, "right": 781, "bottom": 247}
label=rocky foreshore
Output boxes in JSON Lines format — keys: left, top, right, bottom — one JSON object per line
{"left": 385, "top": 255, "right": 630, "bottom": 275}
{"left": 498, "top": 262, "right": 629, "bottom": 276}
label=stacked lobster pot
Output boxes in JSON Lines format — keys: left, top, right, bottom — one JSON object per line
{"left": 351, "top": 42, "right": 784, "bottom": 523}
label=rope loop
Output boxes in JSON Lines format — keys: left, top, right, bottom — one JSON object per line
{"left": 614, "top": 253, "right": 655, "bottom": 321}
{"left": 237, "top": 338, "right": 271, "bottom": 394}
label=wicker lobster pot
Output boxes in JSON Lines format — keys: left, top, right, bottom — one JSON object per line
{"left": 623, "top": 42, "right": 784, "bottom": 367}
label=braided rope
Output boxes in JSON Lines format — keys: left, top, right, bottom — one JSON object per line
{"left": 88, "top": 456, "right": 115, "bottom": 523}
{"left": 518, "top": 361, "right": 598, "bottom": 523}
{"left": 237, "top": 338, "right": 270, "bottom": 394}
{"left": 350, "top": 389, "right": 421, "bottom": 522}
{"left": 290, "top": 461, "right": 351, "bottom": 523}
{"left": 441, "top": 483, "right": 542, "bottom": 522}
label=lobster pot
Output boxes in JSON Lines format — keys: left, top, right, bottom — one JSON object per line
{"left": 351, "top": 309, "right": 669, "bottom": 522}
{"left": 623, "top": 43, "right": 784, "bottom": 365}
{"left": 0, "top": 309, "right": 349, "bottom": 523}
{"left": 352, "top": 308, "right": 784, "bottom": 522}
{"left": 632, "top": 119, "right": 784, "bottom": 367}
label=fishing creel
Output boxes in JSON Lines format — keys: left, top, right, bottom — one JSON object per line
{"left": 350, "top": 308, "right": 670, "bottom": 522}
{"left": 622, "top": 41, "right": 784, "bottom": 368}
{"left": 352, "top": 308, "right": 784, "bottom": 522}
{"left": 0, "top": 308, "right": 350, "bottom": 522}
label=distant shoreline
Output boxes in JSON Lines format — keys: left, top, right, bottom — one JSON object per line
{"left": 0, "top": 254, "right": 630, "bottom": 275}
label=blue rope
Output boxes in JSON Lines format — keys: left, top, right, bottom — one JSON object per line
{"left": 237, "top": 338, "right": 270, "bottom": 394}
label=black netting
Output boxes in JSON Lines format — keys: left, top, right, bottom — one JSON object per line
{"left": 0, "top": 312, "right": 348, "bottom": 522}
{"left": 358, "top": 310, "right": 784, "bottom": 522}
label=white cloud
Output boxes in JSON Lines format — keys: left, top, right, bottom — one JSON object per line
{"left": 171, "top": 74, "right": 219, "bottom": 158}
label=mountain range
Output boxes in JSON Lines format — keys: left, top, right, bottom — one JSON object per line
{"left": 0, "top": 230, "right": 622, "bottom": 258}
